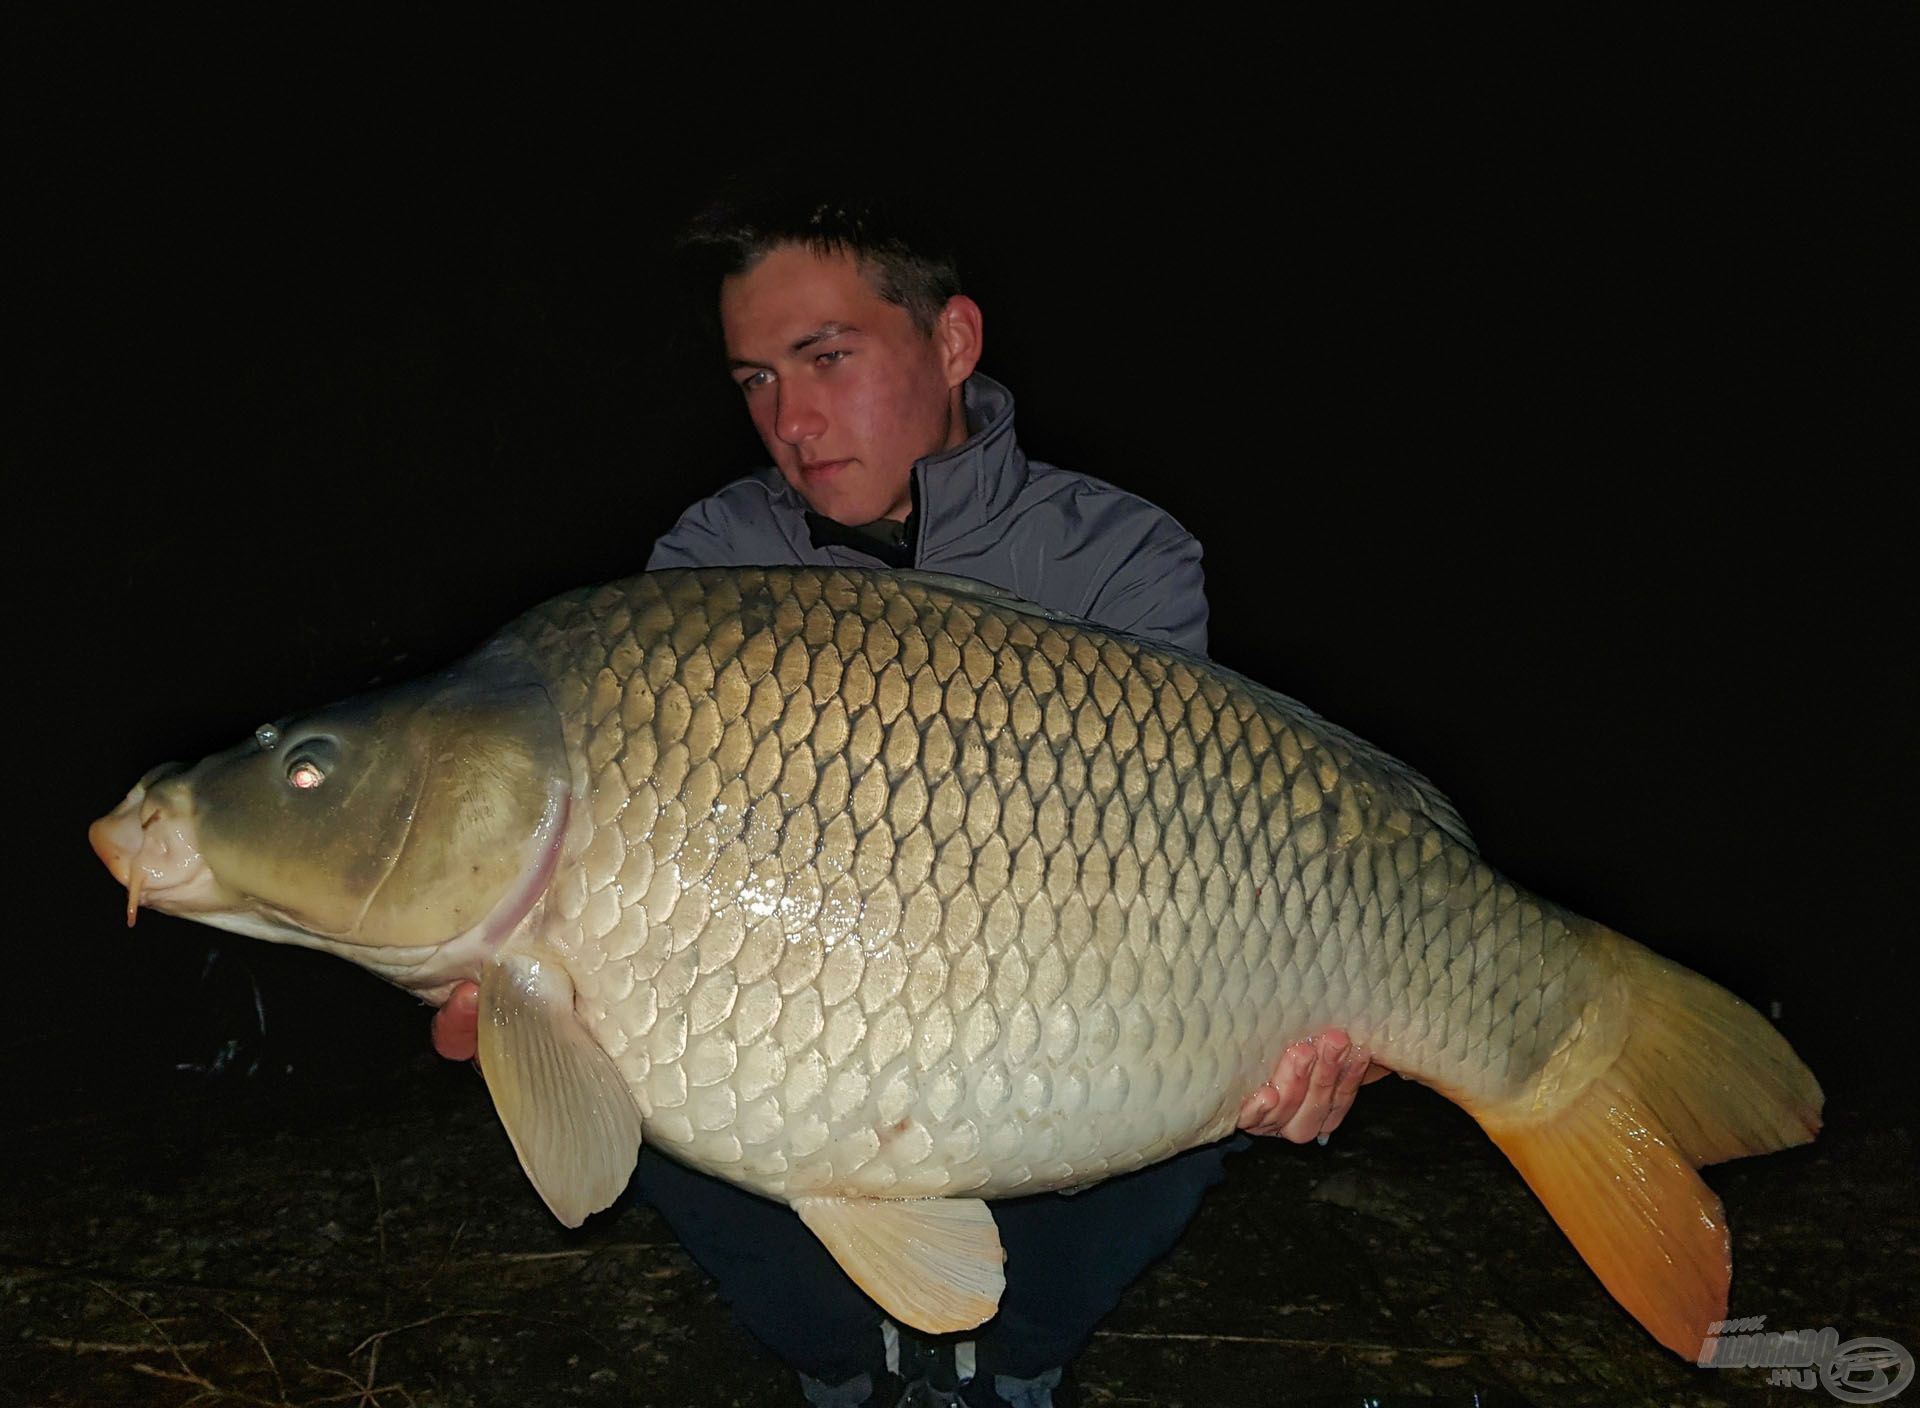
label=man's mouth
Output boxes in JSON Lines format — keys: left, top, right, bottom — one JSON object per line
{"left": 800, "top": 458, "right": 850, "bottom": 477}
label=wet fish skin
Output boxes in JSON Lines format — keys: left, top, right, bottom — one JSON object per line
{"left": 91, "top": 565, "right": 1822, "bottom": 1355}
{"left": 517, "top": 567, "right": 1591, "bottom": 1198}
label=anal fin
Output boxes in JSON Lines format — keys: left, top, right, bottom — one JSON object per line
{"left": 792, "top": 1195, "right": 1005, "bottom": 1334}
{"left": 478, "top": 954, "right": 643, "bottom": 1228}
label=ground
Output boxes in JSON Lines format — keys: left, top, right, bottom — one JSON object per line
{"left": 4, "top": 1050, "right": 1910, "bottom": 1408}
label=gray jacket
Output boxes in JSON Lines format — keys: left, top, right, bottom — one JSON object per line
{"left": 645, "top": 374, "right": 1208, "bottom": 654}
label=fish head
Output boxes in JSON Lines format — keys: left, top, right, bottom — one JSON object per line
{"left": 89, "top": 662, "right": 571, "bottom": 998}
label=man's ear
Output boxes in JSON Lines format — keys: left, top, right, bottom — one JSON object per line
{"left": 935, "top": 295, "right": 984, "bottom": 388}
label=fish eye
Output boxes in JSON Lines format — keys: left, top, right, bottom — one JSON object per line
{"left": 254, "top": 724, "right": 280, "bottom": 751}
{"left": 282, "top": 737, "right": 339, "bottom": 791}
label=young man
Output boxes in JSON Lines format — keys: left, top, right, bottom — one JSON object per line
{"left": 434, "top": 190, "right": 1381, "bottom": 1407}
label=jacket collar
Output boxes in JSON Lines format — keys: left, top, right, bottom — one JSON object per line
{"left": 770, "top": 373, "right": 1027, "bottom": 566}
{"left": 908, "top": 373, "right": 1028, "bottom": 561}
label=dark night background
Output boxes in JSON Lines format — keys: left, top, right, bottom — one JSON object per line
{"left": 7, "top": 10, "right": 1916, "bottom": 1404}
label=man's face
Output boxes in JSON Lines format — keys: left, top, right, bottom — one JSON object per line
{"left": 721, "top": 244, "right": 977, "bottom": 524}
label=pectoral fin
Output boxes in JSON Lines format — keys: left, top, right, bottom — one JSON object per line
{"left": 477, "top": 954, "right": 643, "bottom": 1228}
{"left": 791, "top": 1195, "right": 1005, "bottom": 1333}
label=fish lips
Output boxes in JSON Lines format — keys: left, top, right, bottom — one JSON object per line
{"left": 90, "top": 765, "right": 572, "bottom": 1000}
{"left": 90, "top": 772, "right": 226, "bottom": 920}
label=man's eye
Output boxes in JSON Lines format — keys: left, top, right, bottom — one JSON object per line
{"left": 737, "top": 370, "right": 771, "bottom": 393}
{"left": 816, "top": 350, "right": 850, "bottom": 367}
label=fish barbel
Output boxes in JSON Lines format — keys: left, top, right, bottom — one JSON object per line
{"left": 89, "top": 566, "right": 1821, "bottom": 1355}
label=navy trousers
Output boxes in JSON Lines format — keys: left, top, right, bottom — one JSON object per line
{"left": 636, "top": 1136, "right": 1251, "bottom": 1383}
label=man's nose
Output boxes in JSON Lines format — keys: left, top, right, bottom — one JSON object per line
{"left": 775, "top": 383, "right": 827, "bottom": 445}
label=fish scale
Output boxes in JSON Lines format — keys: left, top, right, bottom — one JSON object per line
{"left": 92, "top": 562, "right": 1821, "bottom": 1354}
{"left": 510, "top": 566, "right": 1587, "bottom": 1200}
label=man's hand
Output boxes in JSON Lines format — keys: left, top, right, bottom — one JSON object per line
{"left": 432, "top": 980, "right": 481, "bottom": 1062}
{"left": 1237, "top": 1029, "right": 1389, "bottom": 1143}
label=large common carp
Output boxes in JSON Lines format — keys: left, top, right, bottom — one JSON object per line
{"left": 90, "top": 566, "right": 1821, "bottom": 1356}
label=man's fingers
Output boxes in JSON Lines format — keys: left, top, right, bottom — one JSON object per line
{"left": 1237, "top": 1029, "right": 1391, "bottom": 1142}
{"left": 1236, "top": 1084, "right": 1278, "bottom": 1130}
{"left": 1238, "top": 1035, "right": 1324, "bottom": 1136}
{"left": 1276, "top": 1032, "right": 1348, "bottom": 1142}
{"left": 1240, "top": 1039, "right": 1313, "bottom": 1135}
{"left": 431, "top": 981, "right": 481, "bottom": 1062}
{"left": 1314, "top": 1044, "right": 1374, "bottom": 1141}
{"left": 1269, "top": 1040, "right": 1315, "bottom": 1106}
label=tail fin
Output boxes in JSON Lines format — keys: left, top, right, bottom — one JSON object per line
{"left": 1474, "top": 925, "right": 1822, "bottom": 1358}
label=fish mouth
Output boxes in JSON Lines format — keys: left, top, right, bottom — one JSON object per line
{"left": 89, "top": 770, "right": 572, "bottom": 1001}
{"left": 89, "top": 774, "right": 223, "bottom": 925}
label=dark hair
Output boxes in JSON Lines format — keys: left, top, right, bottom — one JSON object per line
{"left": 678, "top": 173, "right": 963, "bottom": 336}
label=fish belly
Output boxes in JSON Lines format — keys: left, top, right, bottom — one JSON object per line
{"left": 511, "top": 568, "right": 1600, "bottom": 1202}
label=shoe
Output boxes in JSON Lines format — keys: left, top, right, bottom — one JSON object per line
{"left": 957, "top": 1366, "right": 1078, "bottom": 1408}
{"left": 883, "top": 1321, "right": 1080, "bottom": 1408}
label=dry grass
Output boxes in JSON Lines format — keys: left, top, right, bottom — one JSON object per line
{"left": 4, "top": 1062, "right": 1904, "bottom": 1407}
